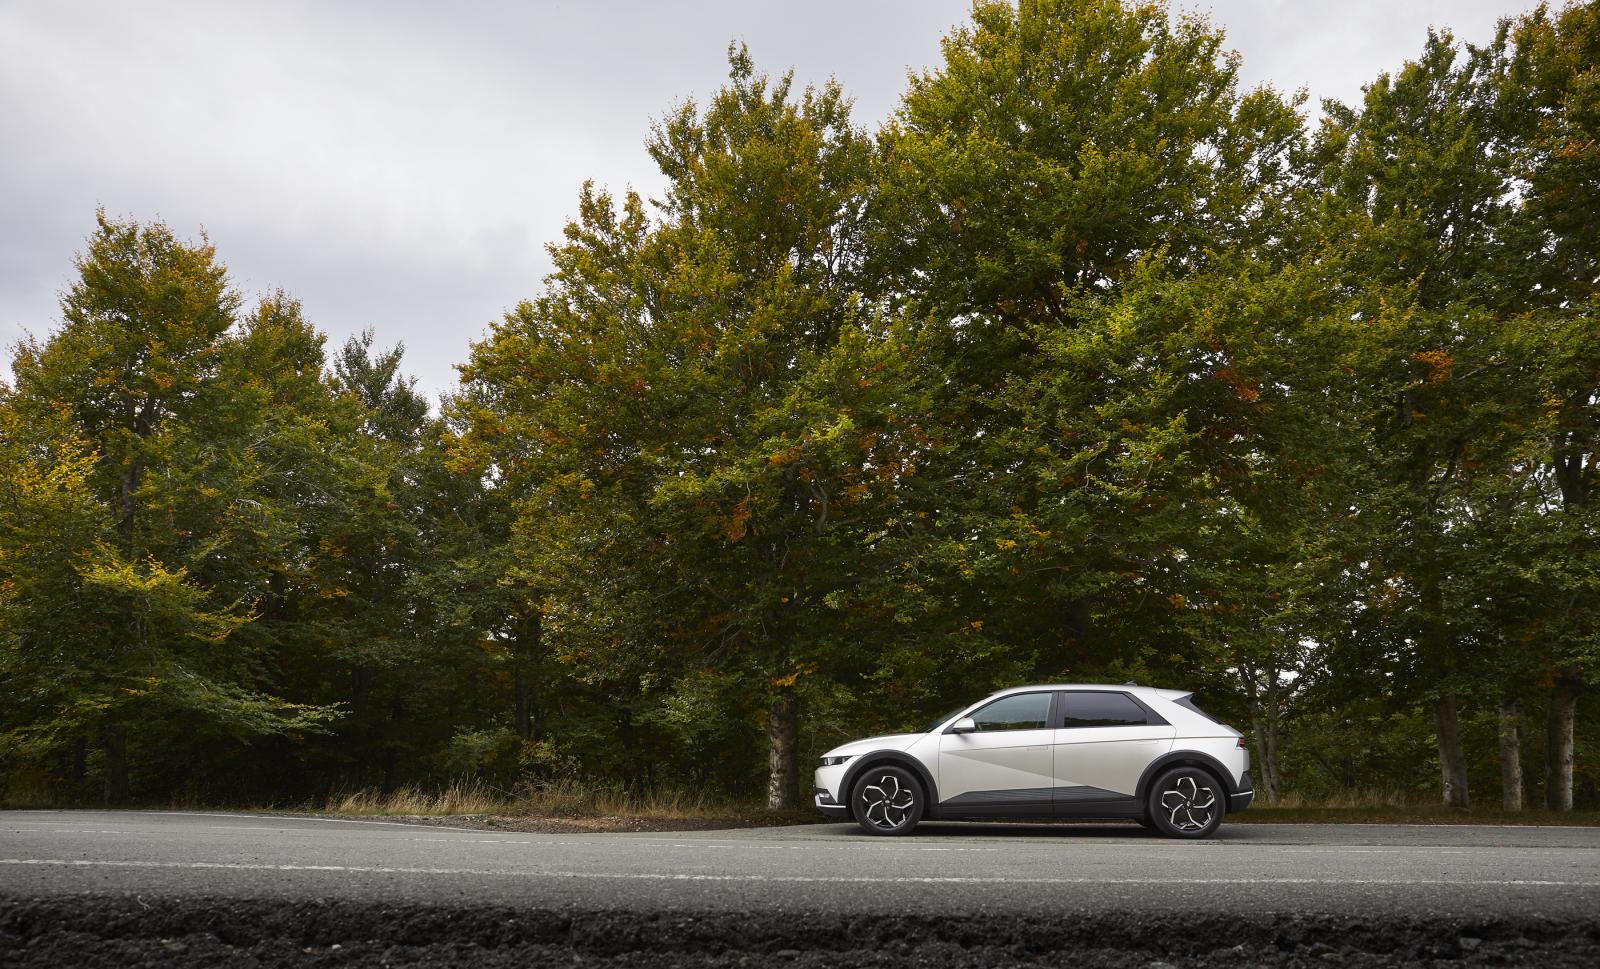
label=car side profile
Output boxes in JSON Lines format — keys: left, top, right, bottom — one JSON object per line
{"left": 814, "top": 684, "right": 1253, "bottom": 838}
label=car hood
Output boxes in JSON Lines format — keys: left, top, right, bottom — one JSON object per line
{"left": 823, "top": 733, "right": 925, "bottom": 758}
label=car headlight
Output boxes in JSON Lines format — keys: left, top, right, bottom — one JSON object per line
{"left": 819, "top": 754, "right": 854, "bottom": 767}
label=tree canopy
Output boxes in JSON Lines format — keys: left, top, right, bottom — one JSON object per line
{"left": 2, "top": 1, "right": 1595, "bottom": 812}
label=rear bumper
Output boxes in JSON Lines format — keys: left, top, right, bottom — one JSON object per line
{"left": 1229, "top": 770, "right": 1255, "bottom": 812}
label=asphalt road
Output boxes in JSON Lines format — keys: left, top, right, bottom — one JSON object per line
{"left": 4, "top": 810, "right": 1600, "bottom": 917}
{"left": 4, "top": 811, "right": 1600, "bottom": 967}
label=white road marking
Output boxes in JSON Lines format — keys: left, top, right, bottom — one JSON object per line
{"left": 2, "top": 858, "right": 1595, "bottom": 888}
{"left": 6, "top": 823, "right": 1591, "bottom": 856}
{"left": 58, "top": 810, "right": 489, "bottom": 832}
{"left": 0, "top": 825, "right": 1003, "bottom": 852}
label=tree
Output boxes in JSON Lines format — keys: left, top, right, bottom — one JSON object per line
{"left": 1312, "top": 25, "right": 1528, "bottom": 807}
{"left": 2, "top": 215, "right": 336, "bottom": 801}
{"left": 1499, "top": 0, "right": 1600, "bottom": 811}
{"left": 458, "top": 47, "right": 884, "bottom": 807}
{"left": 862, "top": 0, "right": 1320, "bottom": 741}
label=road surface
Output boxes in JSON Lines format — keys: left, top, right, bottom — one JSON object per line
{"left": 3, "top": 810, "right": 1599, "bottom": 966}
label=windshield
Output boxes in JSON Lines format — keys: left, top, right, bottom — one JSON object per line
{"left": 919, "top": 703, "right": 971, "bottom": 734}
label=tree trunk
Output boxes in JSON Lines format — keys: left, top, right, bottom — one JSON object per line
{"left": 101, "top": 725, "right": 129, "bottom": 805}
{"left": 617, "top": 707, "right": 638, "bottom": 791}
{"left": 116, "top": 455, "right": 145, "bottom": 548}
{"left": 766, "top": 688, "right": 799, "bottom": 810}
{"left": 1251, "top": 717, "right": 1283, "bottom": 805}
{"left": 513, "top": 668, "right": 535, "bottom": 741}
{"left": 1497, "top": 698, "right": 1523, "bottom": 811}
{"left": 1434, "top": 694, "right": 1470, "bottom": 808}
{"left": 1418, "top": 565, "right": 1468, "bottom": 809}
{"left": 1546, "top": 672, "right": 1578, "bottom": 812}
{"left": 1262, "top": 672, "right": 1283, "bottom": 804}
{"left": 69, "top": 736, "right": 87, "bottom": 787}
{"left": 512, "top": 614, "right": 541, "bottom": 741}
{"left": 1239, "top": 659, "right": 1283, "bottom": 804}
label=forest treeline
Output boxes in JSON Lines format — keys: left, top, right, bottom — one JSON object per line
{"left": 2, "top": 0, "right": 1596, "bottom": 811}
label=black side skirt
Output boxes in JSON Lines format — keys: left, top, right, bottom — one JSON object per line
{"left": 932, "top": 786, "right": 1143, "bottom": 820}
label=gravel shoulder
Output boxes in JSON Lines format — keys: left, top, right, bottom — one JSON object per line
{"left": 5, "top": 893, "right": 1600, "bottom": 969}
{"left": 260, "top": 807, "right": 1600, "bottom": 833}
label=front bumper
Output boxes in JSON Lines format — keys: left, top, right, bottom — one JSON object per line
{"left": 1229, "top": 770, "right": 1255, "bottom": 812}
{"left": 814, "top": 763, "right": 849, "bottom": 806}
{"left": 815, "top": 790, "right": 849, "bottom": 818}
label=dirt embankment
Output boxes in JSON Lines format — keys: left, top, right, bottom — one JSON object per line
{"left": 3, "top": 894, "right": 1598, "bottom": 968}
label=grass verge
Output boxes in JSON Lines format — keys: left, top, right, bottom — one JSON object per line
{"left": 300, "top": 778, "right": 817, "bottom": 832}
{"left": 8, "top": 778, "right": 1598, "bottom": 830}
{"left": 1241, "top": 804, "right": 1600, "bottom": 825}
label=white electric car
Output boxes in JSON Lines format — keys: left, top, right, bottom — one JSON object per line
{"left": 814, "top": 684, "right": 1253, "bottom": 838}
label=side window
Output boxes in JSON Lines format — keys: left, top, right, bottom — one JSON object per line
{"left": 1059, "top": 691, "right": 1162, "bottom": 728}
{"left": 969, "top": 692, "right": 1052, "bottom": 732}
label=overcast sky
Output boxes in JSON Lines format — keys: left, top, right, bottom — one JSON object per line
{"left": 1, "top": 0, "right": 1540, "bottom": 401}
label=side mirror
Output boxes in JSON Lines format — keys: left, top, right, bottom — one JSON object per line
{"left": 949, "top": 717, "right": 977, "bottom": 734}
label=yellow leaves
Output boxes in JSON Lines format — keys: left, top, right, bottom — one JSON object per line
{"left": 1168, "top": 594, "right": 1188, "bottom": 609}
{"left": 769, "top": 445, "right": 803, "bottom": 467}
{"left": 771, "top": 662, "right": 819, "bottom": 689}
{"left": 1411, "top": 349, "right": 1454, "bottom": 384}
{"left": 995, "top": 538, "right": 1018, "bottom": 551}
{"left": 726, "top": 497, "right": 752, "bottom": 542}
{"left": 1215, "top": 368, "right": 1261, "bottom": 402}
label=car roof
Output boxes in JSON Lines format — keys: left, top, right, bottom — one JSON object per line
{"left": 987, "top": 683, "right": 1189, "bottom": 700}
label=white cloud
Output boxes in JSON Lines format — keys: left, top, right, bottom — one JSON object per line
{"left": 0, "top": 0, "right": 1542, "bottom": 400}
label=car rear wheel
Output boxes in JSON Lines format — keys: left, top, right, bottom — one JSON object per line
{"left": 850, "top": 765, "right": 924, "bottom": 836}
{"left": 1147, "top": 767, "right": 1224, "bottom": 839}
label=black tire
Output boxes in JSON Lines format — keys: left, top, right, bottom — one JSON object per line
{"left": 850, "top": 765, "right": 925, "bottom": 836}
{"left": 1146, "top": 766, "right": 1225, "bottom": 839}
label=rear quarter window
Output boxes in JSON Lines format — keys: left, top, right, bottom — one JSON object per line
{"left": 1173, "top": 694, "right": 1220, "bottom": 723}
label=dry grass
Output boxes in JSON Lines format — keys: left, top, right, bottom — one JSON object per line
{"left": 1265, "top": 788, "right": 1419, "bottom": 810}
{"left": 9, "top": 778, "right": 1594, "bottom": 828}
{"left": 1244, "top": 788, "right": 1600, "bottom": 824}
{"left": 326, "top": 777, "right": 733, "bottom": 820}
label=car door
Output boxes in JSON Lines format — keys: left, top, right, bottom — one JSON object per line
{"left": 936, "top": 691, "right": 1056, "bottom": 815}
{"left": 1052, "top": 691, "right": 1175, "bottom": 809}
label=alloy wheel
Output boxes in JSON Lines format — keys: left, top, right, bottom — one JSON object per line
{"left": 857, "top": 771, "right": 917, "bottom": 831}
{"left": 1159, "top": 774, "right": 1217, "bottom": 832}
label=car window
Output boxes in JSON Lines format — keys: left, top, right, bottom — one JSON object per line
{"left": 1058, "top": 691, "right": 1161, "bottom": 728}
{"left": 1173, "top": 694, "right": 1219, "bottom": 723}
{"left": 969, "top": 692, "right": 1052, "bottom": 731}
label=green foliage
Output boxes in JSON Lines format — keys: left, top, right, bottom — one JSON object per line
{"left": 3, "top": 2, "right": 1596, "bottom": 811}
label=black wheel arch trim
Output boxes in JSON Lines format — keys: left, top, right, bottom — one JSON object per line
{"left": 839, "top": 752, "right": 939, "bottom": 814}
{"left": 1135, "top": 751, "right": 1240, "bottom": 810}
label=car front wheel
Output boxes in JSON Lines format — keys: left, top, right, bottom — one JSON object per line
{"left": 1147, "top": 767, "right": 1224, "bottom": 839}
{"left": 850, "top": 765, "right": 924, "bottom": 836}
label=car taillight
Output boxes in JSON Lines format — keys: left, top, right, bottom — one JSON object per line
{"left": 1237, "top": 738, "right": 1247, "bottom": 749}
